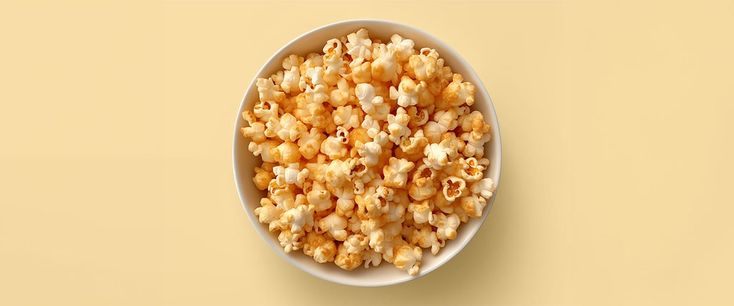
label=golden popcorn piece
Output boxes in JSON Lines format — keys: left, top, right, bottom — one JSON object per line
{"left": 371, "top": 43, "right": 399, "bottom": 83}
{"left": 256, "top": 77, "right": 285, "bottom": 103}
{"left": 252, "top": 166, "right": 274, "bottom": 191}
{"left": 303, "top": 231, "right": 337, "bottom": 263}
{"left": 335, "top": 244, "right": 364, "bottom": 271}
{"left": 393, "top": 244, "right": 423, "bottom": 276}
{"left": 389, "top": 34, "right": 415, "bottom": 62}
{"left": 407, "top": 200, "right": 432, "bottom": 224}
{"left": 406, "top": 48, "right": 440, "bottom": 81}
{"left": 383, "top": 157, "right": 415, "bottom": 188}
{"left": 317, "top": 212, "right": 348, "bottom": 241}
{"left": 390, "top": 75, "right": 424, "bottom": 108}
{"left": 306, "top": 181, "right": 332, "bottom": 212}
{"left": 429, "top": 212, "right": 460, "bottom": 241}
{"left": 253, "top": 100, "right": 279, "bottom": 121}
{"left": 460, "top": 194, "right": 487, "bottom": 218}
{"left": 254, "top": 198, "right": 283, "bottom": 224}
{"left": 296, "top": 128, "right": 325, "bottom": 160}
{"left": 459, "top": 157, "right": 485, "bottom": 182}
{"left": 386, "top": 107, "right": 412, "bottom": 145}
{"left": 440, "top": 73, "right": 476, "bottom": 109}
{"left": 278, "top": 229, "right": 304, "bottom": 253}
{"left": 441, "top": 176, "right": 467, "bottom": 202}
{"left": 346, "top": 28, "right": 373, "bottom": 62}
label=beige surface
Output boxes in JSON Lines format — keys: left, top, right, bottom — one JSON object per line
{"left": 1, "top": 0, "right": 733, "bottom": 305}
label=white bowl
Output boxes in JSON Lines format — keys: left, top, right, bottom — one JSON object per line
{"left": 233, "top": 19, "right": 502, "bottom": 287}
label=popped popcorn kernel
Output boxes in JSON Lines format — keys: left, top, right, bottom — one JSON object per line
{"left": 442, "top": 176, "right": 467, "bottom": 202}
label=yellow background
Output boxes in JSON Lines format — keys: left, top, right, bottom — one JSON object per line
{"left": 2, "top": 0, "right": 733, "bottom": 305}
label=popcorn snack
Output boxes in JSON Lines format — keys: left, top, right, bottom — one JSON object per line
{"left": 241, "top": 29, "right": 495, "bottom": 276}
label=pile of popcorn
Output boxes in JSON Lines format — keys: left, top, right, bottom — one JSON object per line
{"left": 241, "top": 29, "right": 495, "bottom": 275}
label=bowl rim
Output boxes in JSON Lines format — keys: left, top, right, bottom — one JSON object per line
{"left": 232, "top": 18, "right": 502, "bottom": 287}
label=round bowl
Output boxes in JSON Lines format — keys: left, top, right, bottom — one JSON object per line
{"left": 233, "top": 19, "right": 502, "bottom": 287}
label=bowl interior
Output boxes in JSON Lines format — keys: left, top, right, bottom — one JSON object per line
{"left": 233, "top": 20, "right": 501, "bottom": 287}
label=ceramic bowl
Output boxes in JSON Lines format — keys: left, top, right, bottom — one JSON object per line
{"left": 233, "top": 19, "right": 501, "bottom": 287}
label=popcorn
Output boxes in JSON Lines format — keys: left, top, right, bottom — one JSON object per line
{"left": 407, "top": 200, "right": 432, "bottom": 224}
{"left": 241, "top": 111, "right": 267, "bottom": 143}
{"left": 282, "top": 54, "right": 304, "bottom": 70}
{"left": 406, "top": 106, "right": 429, "bottom": 128}
{"left": 279, "top": 204, "right": 314, "bottom": 234}
{"left": 269, "top": 186, "right": 296, "bottom": 210}
{"left": 389, "top": 76, "right": 424, "bottom": 107}
{"left": 271, "top": 71, "right": 284, "bottom": 87}
{"left": 281, "top": 66, "right": 301, "bottom": 94}
{"left": 348, "top": 127, "right": 371, "bottom": 147}
{"left": 297, "top": 128, "right": 325, "bottom": 160}
{"left": 336, "top": 197, "right": 355, "bottom": 217}
{"left": 461, "top": 131, "right": 491, "bottom": 158}
{"left": 399, "top": 129, "right": 428, "bottom": 155}
{"left": 440, "top": 73, "right": 476, "bottom": 108}
{"left": 240, "top": 29, "right": 495, "bottom": 275}
{"left": 363, "top": 249, "right": 382, "bottom": 268}
{"left": 371, "top": 43, "right": 399, "bottom": 83}
{"left": 318, "top": 212, "right": 348, "bottom": 241}
{"left": 305, "top": 83, "right": 329, "bottom": 105}
{"left": 423, "top": 121, "right": 444, "bottom": 143}
{"left": 256, "top": 77, "right": 285, "bottom": 103}
{"left": 389, "top": 34, "right": 415, "bottom": 62}
{"left": 335, "top": 244, "right": 363, "bottom": 270}
{"left": 252, "top": 166, "right": 273, "bottom": 190}
{"left": 278, "top": 229, "right": 303, "bottom": 253}
{"left": 328, "top": 77, "right": 351, "bottom": 107}
{"left": 350, "top": 61, "right": 372, "bottom": 83}
{"left": 300, "top": 53, "right": 324, "bottom": 75}
{"left": 441, "top": 176, "right": 467, "bottom": 202}
{"left": 248, "top": 139, "right": 280, "bottom": 163}
{"left": 306, "top": 181, "right": 332, "bottom": 212}
{"left": 360, "top": 115, "right": 383, "bottom": 139}
{"left": 460, "top": 194, "right": 487, "bottom": 218}
{"left": 272, "top": 163, "right": 309, "bottom": 187}
{"left": 429, "top": 212, "right": 460, "bottom": 241}
{"left": 332, "top": 105, "right": 361, "bottom": 130}
{"left": 346, "top": 28, "right": 372, "bottom": 62}
{"left": 409, "top": 224, "right": 443, "bottom": 255}
{"left": 254, "top": 198, "right": 283, "bottom": 224}
{"left": 385, "top": 193, "right": 407, "bottom": 223}
{"left": 387, "top": 107, "right": 411, "bottom": 145}
{"left": 357, "top": 130, "right": 387, "bottom": 167}
{"left": 423, "top": 142, "right": 451, "bottom": 170}
{"left": 393, "top": 244, "right": 422, "bottom": 275}
{"left": 320, "top": 127, "right": 349, "bottom": 160}
{"left": 406, "top": 48, "right": 439, "bottom": 81}
{"left": 263, "top": 114, "right": 306, "bottom": 142}
{"left": 303, "top": 232, "right": 337, "bottom": 263}
{"left": 361, "top": 186, "right": 392, "bottom": 218}
{"left": 322, "top": 39, "right": 345, "bottom": 85}
{"left": 324, "top": 158, "right": 354, "bottom": 189}
{"left": 434, "top": 108, "right": 459, "bottom": 132}
{"left": 355, "top": 83, "right": 389, "bottom": 119}
{"left": 253, "top": 100, "right": 279, "bottom": 121}
{"left": 459, "top": 110, "right": 491, "bottom": 134}
{"left": 470, "top": 178, "right": 495, "bottom": 200}
{"left": 344, "top": 233, "right": 369, "bottom": 254}
{"left": 383, "top": 157, "right": 415, "bottom": 188}
{"left": 459, "top": 157, "right": 485, "bottom": 182}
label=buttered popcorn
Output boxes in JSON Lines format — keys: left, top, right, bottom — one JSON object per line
{"left": 242, "top": 29, "right": 495, "bottom": 276}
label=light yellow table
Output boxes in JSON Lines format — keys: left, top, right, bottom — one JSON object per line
{"left": 2, "top": 1, "right": 733, "bottom": 305}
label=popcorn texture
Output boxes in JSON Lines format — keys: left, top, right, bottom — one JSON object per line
{"left": 240, "top": 28, "right": 494, "bottom": 276}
